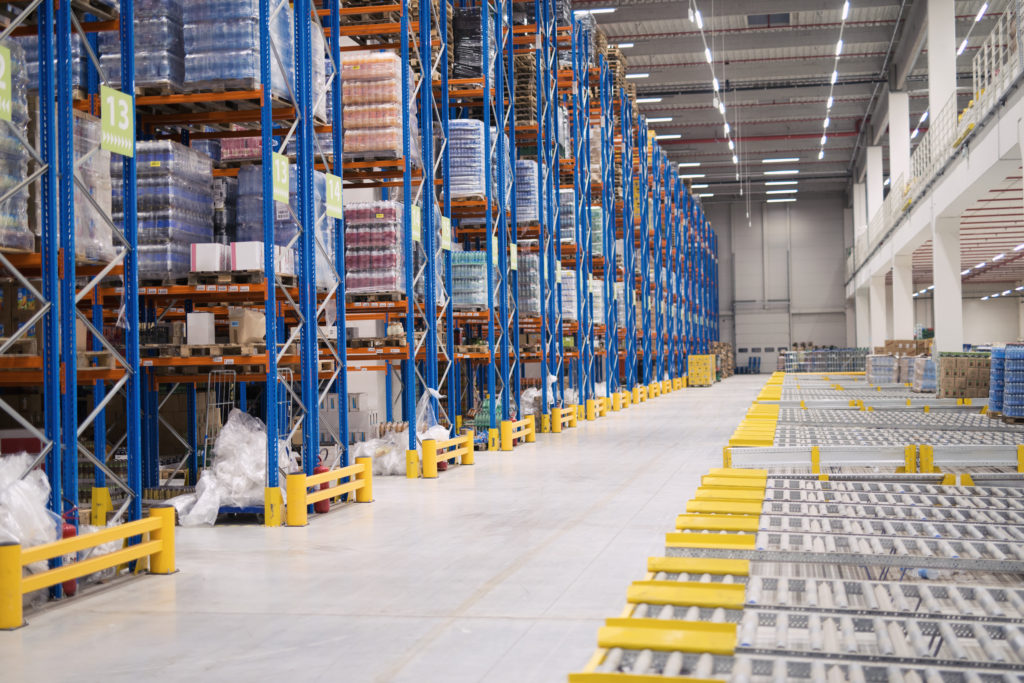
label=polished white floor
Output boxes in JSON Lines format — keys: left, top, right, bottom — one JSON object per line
{"left": 2, "top": 375, "right": 763, "bottom": 682}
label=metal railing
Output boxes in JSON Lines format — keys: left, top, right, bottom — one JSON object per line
{"left": 849, "top": 0, "right": 1024, "bottom": 279}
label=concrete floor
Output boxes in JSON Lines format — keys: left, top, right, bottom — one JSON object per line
{"left": 2, "top": 375, "right": 762, "bottom": 682}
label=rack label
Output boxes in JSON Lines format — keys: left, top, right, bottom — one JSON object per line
{"left": 101, "top": 85, "right": 133, "bottom": 157}
{"left": 325, "top": 173, "right": 343, "bottom": 219}
{"left": 510, "top": 243, "right": 518, "bottom": 271}
{"left": 0, "top": 46, "right": 10, "bottom": 122}
{"left": 440, "top": 217, "right": 451, "bottom": 251}
{"left": 411, "top": 206, "right": 421, "bottom": 243}
{"left": 272, "top": 153, "right": 289, "bottom": 204}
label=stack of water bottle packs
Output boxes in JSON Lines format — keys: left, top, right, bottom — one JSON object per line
{"left": 990, "top": 346, "right": 1006, "bottom": 414}
{"left": 515, "top": 160, "right": 538, "bottom": 224}
{"left": 99, "top": 0, "right": 184, "bottom": 91}
{"left": 342, "top": 51, "right": 415, "bottom": 160}
{"left": 112, "top": 140, "right": 213, "bottom": 278}
{"left": 450, "top": 119, "right": 486, "bottom": 198}
{"left": 452, "top": 250, "right": 492, "bottom": 309}
{"left": 911, "top": 356, "right": 937, "bottom": 393}
{"left": 0, "top": 40, "right": 31, "bottom": 252}
{"left": 518, "top": 251, "right": 540, "bottom": 317}
{"left": 1003, "top": 344, "right": 1024, "bottom": 419}
{"left": 344, "top": 200, "right": 405, "bottom": 294}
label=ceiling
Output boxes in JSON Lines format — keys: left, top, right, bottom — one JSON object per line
{"left": 583, "top": 0, "right": 999, "bottom": 202}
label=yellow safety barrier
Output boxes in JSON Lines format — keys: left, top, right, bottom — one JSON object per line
{"left": 500, "top": 417, "right": 535, "bottom": 451}
{"left": 0, "top": 507, "right": 176, "bottom": 629}
{"left": 424, "top": 430, "right": 475, "bottom": 475}
{"left": 286, "top": 457, "right": 373, "bottom": 526}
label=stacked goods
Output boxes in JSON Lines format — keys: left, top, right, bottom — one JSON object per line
{"left": 1003, "top": 345, "right": 1024, "bottom": 418}
{"left": 712, "top": 341, "right": 734, "bottom": 378}
{"left": 341, "top": 51, "right": 415, "bottom": 160}
{"left": 344, "top": 200, "right": 404, "bottom": 294}
{"left": 98, "top": 0, "right": 184, "bottom": 92}
{"left": 184, "top": 0, "right": 292, "bottom": 99}
{"left": 514, "top": 53, "right": 537, "bottom": 125}
{"left": 113, "top": 140, "right": 213, "bottom": 279}
{"left": 561, "top": 267, "right": 577, "bottom": 321}
{"left": 452, "top": 250, "right": 491, "bottom": 309}
{"left": 515, "top": 159, "right": 538, "bottom": 224}
{"left": 450, "top": 119, "right": 486, "bottom": 198}
{"left": 990, "top": 346, "right": 1006, "bottom": 415}
{"left": 937, "top": 352, "right": 992, "bottom": 399}
{"left": 518, "top": 252, "right": 541, "bottom": 317}
{"left": 559, "top": 188, "right": 575, "bottom": 240}
{"left": 0, "top": 40, "right": 30, "bottom": 251}
{"left": 452, "top": 6, "right": 494, "bottom": 79}
{"left": 15, "top": 33, "right": 86, "bottom": 93}
{"left": 865, "top": 354, "right": 898, "bottom": 384}
{"left": 75, "top": 113, "right": 114, "bottom": 262}
{"left": 911, "top": 357, "right": 937, "bottom": 392}
{"left": 236, "top": 163, "right": 326, "bottom": 248}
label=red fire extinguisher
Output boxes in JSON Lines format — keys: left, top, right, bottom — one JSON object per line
{"left": 313, "top": 465, "right": 330, "bottom": 514}
{"left": 61, "top": 510, "right": 77, "bottom": 597}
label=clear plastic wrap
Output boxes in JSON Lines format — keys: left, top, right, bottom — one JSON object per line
{"left": 344, "top": 200, "right": 405, "bottom": 294}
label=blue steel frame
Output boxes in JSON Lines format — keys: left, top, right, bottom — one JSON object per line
{"left": 619, "top": 89, "right": 636, "bottom": 390}
{"left": 571, "top": 18, "right": 593, "bottom": 409}
{"left": 598, "top": 54, "right": 617, "bottom": 397}
{"left": 637, "top": 115, "right": 651, "bottom": 387}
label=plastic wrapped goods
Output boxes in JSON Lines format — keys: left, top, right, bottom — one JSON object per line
{"left": 184, "top": 0, "right": 293, "bottom": 99}
{"left": 235, "top": 163, "right": 325, "bottom": 248}
{"left": 518, "top": 251, "right": 540, "bottom": 317}
{"left": 515, "top": 159, "right": 538, "bottom": 224}
{"left": 453, "top": 250, "right": 490, "bottom": 309}
{"left": 345, "top": 200, "right": 405, "bottom": 293}
{"left": 450, "top": 119, "right": 486, "bottom": 198}
{"left": 98, "top": 0, "right": 185, "bottom": 92}
{"left": 0, "top": 40, "right": 31, "bottom": 252}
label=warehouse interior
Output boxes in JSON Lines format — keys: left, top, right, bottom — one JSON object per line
{"left": 5, "top": 0, "right": 1024, "bottom": 681}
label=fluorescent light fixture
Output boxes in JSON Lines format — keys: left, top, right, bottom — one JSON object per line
{"left": 691, "top": 184, "right": 709, "bottom": 189}
{"left": 695, "top": 9, "right": 703, "bottom": 28}
{"left": 655, "top": 134, "right": 681, "bottom": 140}
{"left": 831, "top": 70, "right": 838, "bottom": 84}
{"left": 678, "top": 162, "right": 700, "bottom": 167}
{"left": 728, "top": 139, "right": 734, "bottom": 150}
{"left": 911, "top": 128, "right": 919, "bottom": 139}
{"left": 765, "top": 180, "right": 798, "bottom": 185}
{"left": 823, "top": 117, "right": 830, "bottom": 128}
{"left": 617, "top": 43, "right": 634, "bottom": 48}
{"left": 732, "top": 154, "right": 738, "bottom": 164}
{"left": 919, "top": 111, "right": 929, "bottom": 124}
{"left": 1015, "top": 243, "right": 1024, "bottom": 251}
{"left": 842, "top": 0, "right": 849, "bottom": 20}
{"left": 767, "top": 198, "right": 797, "bottom": 203}
{"left": 835, "top": 39, "right": 843, "bottom": 55}
{"left": 884, "top": 177, "right": 891, "bottom": 186}
{"left": 705, "top": 47, "right": 713, "bottom": 63}
{"left": 647, "top": 117, "right": 673, "bottom": 123}
{"left": 820, "top": 134, "right": 828, "bottom": 145}
{"left": 680, "top": 173, "right": 705, "bottom": 178}
{"left": 712, "top": 77, "right": 720, "bottom": 91}
{"left": 765, "top": 169, "right": 799, "bottom": 175}
{"left": 994, "top": 253, "right": 1006, "bottom": 261}
{"left": 977, "top": 262, "right": 987, "bottom": 269}
{"left": 762, "top": 157, "right": 799, "bottom": 163}
{"left": 574, "top": 7, "right": 615, "bottom": 14}
{"left": 626, "top": 73, "right": 649, "bottom": 79}
{"left": 961, "top": 269, "right": 971, "bottom": 275}
{"left": 698, "top": 193, "right": 714, "bottom": 197}
{"left": 818, "top": 149, "right": 824, "bottom": 160}
{"left": 766, "top": 189, "right": 798, "bottom": 194}
{"left": 958, "top": 38, "right": 969, "bottom": 56}
{"left": 976, "top": 2, "right": 988, "bottom": 22}
{"left": 636, "top": 97, "right": 662, "bottom": 103}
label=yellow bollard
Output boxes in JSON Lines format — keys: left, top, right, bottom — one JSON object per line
{"left": 462, "top": 431, "right": 476, "bottom": 464}
{"left": 0, "top": 542, "right": 23, "bottom": 629}
{"left": 551, "top": 408, "right": 562, "bottom": 433}
{"left": 264, "top": 486, "right": 284, "bottom": 527}
{"left": 149, "top": 506, "right": 177, "bottom": 574}
{"left": 355, "top": 456, "right": 374, "bottom": 502}
{"left": 525, "top": 417, "right": 536, "bottom": 442}
{"left": 540, "top": 413, "right": 551, "bottom": 433}
{"left": 91, "top": 486, "right": 112, "bottom": 526}
{"left": 500, "top": 420, "right": 514, "bottom": 451}
{"left": 586, "top": 399, "right": 596, "bottom": 421}
{"left": 422, "top": 440, "right": 439, "bottom": 478}
{"left": 612, "top": 392, "right": 621, "bottom": 411}
{"left": 406, "top": 449, "right": 420, "bottom": 478}
{"left": 285, "top": 473, "right": 307, "bottom": 526}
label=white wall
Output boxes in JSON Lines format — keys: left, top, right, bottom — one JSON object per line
{"left": 708, "top": 195, "right": 848, "bottom": 371}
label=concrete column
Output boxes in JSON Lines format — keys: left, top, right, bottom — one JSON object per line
{"left": 888, "top": 90, "right": 911, "bottom": 190}
{"left": 932, "top": 216, "right": 964, "bottom": 352}
{"left": 866, "top": 146, "right": 884, "bottom": 223}
{"left": 927, "top": 0, "right": 957, "bottom": 121}
{"left": 891, "top": 253, "right": 915, "bottom": 339}
{"left": 869, "top": 275, "right": 888, "bottom": 349}
{"left": 855, "top": 288, "right": 870, "bottom": 348}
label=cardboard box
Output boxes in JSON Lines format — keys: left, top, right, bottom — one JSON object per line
{"left": 191, "top": 242, "right": 229, "bottom": 272}
{"left": 227, "top": 307, "right": 266, "bottom": 344}
{"left": 186, "top": 312, "right": 216, "bottom": 346}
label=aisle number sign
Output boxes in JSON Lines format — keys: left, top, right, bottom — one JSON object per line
{"left": 0, "top": 46, "right": 11, "bottom": 122}
{"left": 411, "top": 206, "right": 421, "bottom": 243}
{"left": 272, "top": 153, "right": 289, "bottom": 203}
{"left": 325, "top": 173, "right": 343, "bottom": 219}
{"left": 441, "top": 217, "right": 451, "bottom": 251}
{"left": 510, "top": 243, "right": 518, "bottom": 271}
{"left": 101, "top": 85, "right": 133, "bottom": 157}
